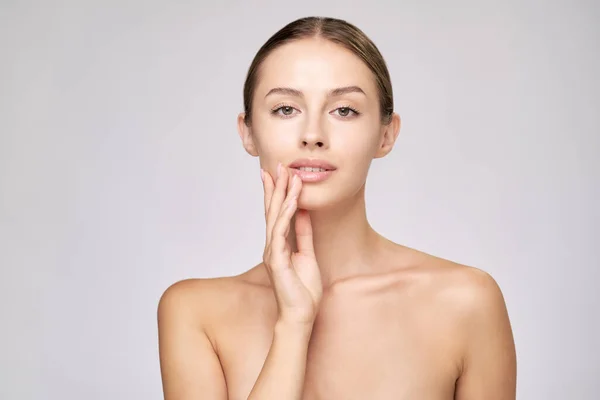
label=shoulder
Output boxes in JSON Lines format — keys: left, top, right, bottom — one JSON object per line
{"left": 157, "top": 272, "right": 266, "bottom": 399}
{"left": 158, "top": 277, "right": 223, "bottom": 307}
{"left": 420, "top": 257, "right": 515, "bottom": 360}
{"left": 416, "top": 256, "right": 508, "bottom": 319}
{"left": 417, "top": 256, "right": 515, "bottom": 364}
{"left": 157, "top": 278, "right": 229, "bottom": 334}
{"left": 157, "top": 265, "right": 270, "bottom": 331}
{"left": 418, "top": 260, "right": 517, "bottom": 396}
{"left": 396, "top": 249, "right": 511, "bottom": 331}
{"left": 437, "top": 261, "right": 508, "bottom": 319}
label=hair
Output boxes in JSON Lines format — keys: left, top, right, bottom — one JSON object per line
{"left": 242, "top": 16, "right": 394, "bottom": 126}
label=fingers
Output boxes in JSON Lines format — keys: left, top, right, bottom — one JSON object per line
{"left": 265, "top": 163, "right": 289, "bottom": 243}
{"left": 261, "top": 168, "right": 275, "bottom": 218}
{"left": 270, "top": 173, "right": 302, "bottom": 257}
{"left": 294, "top": 209, "right": 315, "bottom": 255}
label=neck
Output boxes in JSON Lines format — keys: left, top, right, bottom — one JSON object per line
{"left": 289, "top": 186, "right": 385, "bottom": 288}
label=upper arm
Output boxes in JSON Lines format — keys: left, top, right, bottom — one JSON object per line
{"left": 454, "top": 269, "right": 517, "bottom": 400}
{"left": 158, "top": 279, "right": 228, "bottom": 400}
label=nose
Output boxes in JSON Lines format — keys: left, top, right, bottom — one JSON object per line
{"left": 300, "top": 118, "right": 328, "bottom": 149}
{"left": 302, "top": 136, "right": 325, "bottom": 149}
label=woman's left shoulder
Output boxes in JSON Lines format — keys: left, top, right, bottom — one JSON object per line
{"left": 426, "top": 259, "right": 517, "bottom": 396}
{"left": 426, "top": 258, "right": 510, "bottom": 321}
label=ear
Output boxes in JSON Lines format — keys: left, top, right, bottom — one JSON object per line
{"left": 237, "top": 112, "right": 259, "bottom": 157}
{"left": 374, "top": 113, "right": 401, "bottom": 159}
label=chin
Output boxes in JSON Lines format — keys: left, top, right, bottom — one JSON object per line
{"left": 297, "top": 198, "right": 332, "bottom": 211}
{"left": 296, "top": 186, "right": 346, "bottom": 211}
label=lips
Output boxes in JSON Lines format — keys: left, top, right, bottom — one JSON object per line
{"left": 288, "top": 158, "right": 337, "bottom": 171}
{"left": 288, "top": 158, "right": 336, "bottom": 183}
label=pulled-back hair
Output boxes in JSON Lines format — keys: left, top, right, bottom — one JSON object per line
{"left": 242, "top": 16, "right": 394, "bottom": 126}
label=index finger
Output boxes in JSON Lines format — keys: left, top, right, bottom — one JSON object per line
{"left": 261, "top": 168, "right": 275, "bottom": 218}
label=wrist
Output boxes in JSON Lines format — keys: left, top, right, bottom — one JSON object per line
{"left": 274, "top": 319, "right": 314, "bottom": 340}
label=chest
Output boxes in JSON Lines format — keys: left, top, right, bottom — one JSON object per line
{"left": 302, "top": 318, "right": 458, "bottom": 400}
{"left": 216, "top": 296, "right": 460, "bottom": 400}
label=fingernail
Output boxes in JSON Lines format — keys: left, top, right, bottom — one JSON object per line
{"left": 276, "top": 162, "right": 282, "bottom": 178}
{"left": 260, "top": 168, "right": 265, "bottom": 182}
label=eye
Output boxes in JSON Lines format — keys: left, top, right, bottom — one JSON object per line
{"left": 272, "top": 105, "right": 299, "bottom": 118}
{"left": 333, "top": 106, "right": 359, "bottom": 118}
{"left": 280, "top": 106, "right": 294, "bottom": 116}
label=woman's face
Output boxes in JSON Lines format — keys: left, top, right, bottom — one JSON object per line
{"left": 238, "top": 38, "right": 400, "bottom": 211}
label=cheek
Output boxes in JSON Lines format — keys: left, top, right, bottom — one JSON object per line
{"left": 333, "top": 135, "right": 380, "bottom": 186}
{"left": 252, "top": 117, "right": 298, "bottom": 152}
{"left": 332, "top": 124, "right": 381, "bottom": 161}
{"left": 253, "top": 129, "right": 284, "bottom": 158}
{"left": 251, "top": 124, "right": 300, "bottom": 177}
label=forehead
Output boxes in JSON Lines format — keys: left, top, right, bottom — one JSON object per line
{"left": 255, "top": 38, "right": 378, "bottom": 97}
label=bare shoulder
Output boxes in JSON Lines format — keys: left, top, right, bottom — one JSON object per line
{"left": 158, "top": 277, "right": 228, "bottom": 324}
{"left": 378, "top": 243, "right": 512, "bottom": 332}
{"left": 355, "top": 242, "right": 508, "bottom": 315}
{"left": 409, "top": 254, "right": 516, "bottom": 397}
{"left": 403, "top": 250, "right": 508, "bottom": 316}
{"left": 157, "top": 264, "right": 270, "bottom": 333}
{"left": 157, "top": 265, "right": 270, "bottom": 398}
{"left": 428, "top": 257, "right": 508, "bottom": 316}
{"left": 414, "top": 252, "right": 515, "bottom": 373}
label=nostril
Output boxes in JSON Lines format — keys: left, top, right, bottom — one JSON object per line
{"left": 302, "top": 141, "right": 324, "bottom": 147}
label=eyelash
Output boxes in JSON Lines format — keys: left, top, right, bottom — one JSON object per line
{"left": 271, "top": 104, "right": 361, "bottom": 119}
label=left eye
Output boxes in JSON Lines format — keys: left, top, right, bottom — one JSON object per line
{"left": 278, "top": 106, "right": 295, "bottom": 116}
{"left": 334, "top": 107, "right": 357, "bottom": 117}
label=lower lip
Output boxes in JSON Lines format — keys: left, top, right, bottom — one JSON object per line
{"left": 290, "top": 168, "right": 335, "bottom": 183}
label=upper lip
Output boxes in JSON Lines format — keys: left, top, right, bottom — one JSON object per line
{"left": 288, "top": 158, "right": 337, "bottom": 170}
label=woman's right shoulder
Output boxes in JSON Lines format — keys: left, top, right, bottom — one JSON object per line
{"left": 157, "top": 277, "right": 233, "bottom": 325}
{"left": 157, "top": 265, "right": 270, "bottom": 328}
{"left": 157, "top": 272, "right": 267, "bottom": 399}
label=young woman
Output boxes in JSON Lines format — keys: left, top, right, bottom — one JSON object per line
{"left": 158, "top": 16, "right": 517, "bottom": 400}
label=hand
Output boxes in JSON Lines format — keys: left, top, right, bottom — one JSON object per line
{"left": 261, "top": 163, "right": 323, "bottom": 327}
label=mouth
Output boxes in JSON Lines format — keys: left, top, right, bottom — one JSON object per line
{"left": 293, "top": 166, "right": 332, "bottom": 172}
{"left": 288, "top": 159, "right": 337, "bottom": 183}
{"left": 288, "top": 158, "right": 337, "bottom": 171}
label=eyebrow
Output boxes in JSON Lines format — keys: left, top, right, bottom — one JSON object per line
{"left": 265, "top": 85, "right": 366, "bottom": 98}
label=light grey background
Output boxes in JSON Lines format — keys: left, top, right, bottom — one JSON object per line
{"left": 1, "top": 0, "right": 598, "bottom": 399}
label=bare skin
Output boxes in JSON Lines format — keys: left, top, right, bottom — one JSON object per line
{"left": 158, "top": 37, "right": 516, "bottom": 399}
{"left": 158, "top": 246, "right": 516, "bottom": 399}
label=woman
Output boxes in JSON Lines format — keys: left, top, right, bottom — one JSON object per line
{"left": 158, "top": 16, "right": 516, "bottom": 400}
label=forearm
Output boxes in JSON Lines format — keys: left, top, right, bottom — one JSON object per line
{"left": 247, "top": 321, "right": 313, "bottom": 400}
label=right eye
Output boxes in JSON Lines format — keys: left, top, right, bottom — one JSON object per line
{"left": 272, "top": 105, "right": 299, "bottom": 118}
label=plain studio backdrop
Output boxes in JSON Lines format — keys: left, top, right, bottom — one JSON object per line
{"left": 1, "top": 0, "right": 598, "bottom": 399}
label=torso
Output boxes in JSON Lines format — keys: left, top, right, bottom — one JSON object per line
{"left": 200, "top": 246, "right": 474, "bottom": 400}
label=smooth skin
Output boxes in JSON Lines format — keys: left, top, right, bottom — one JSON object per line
{"left": 158, "top": 38, "right": 517, "bottom": 400}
